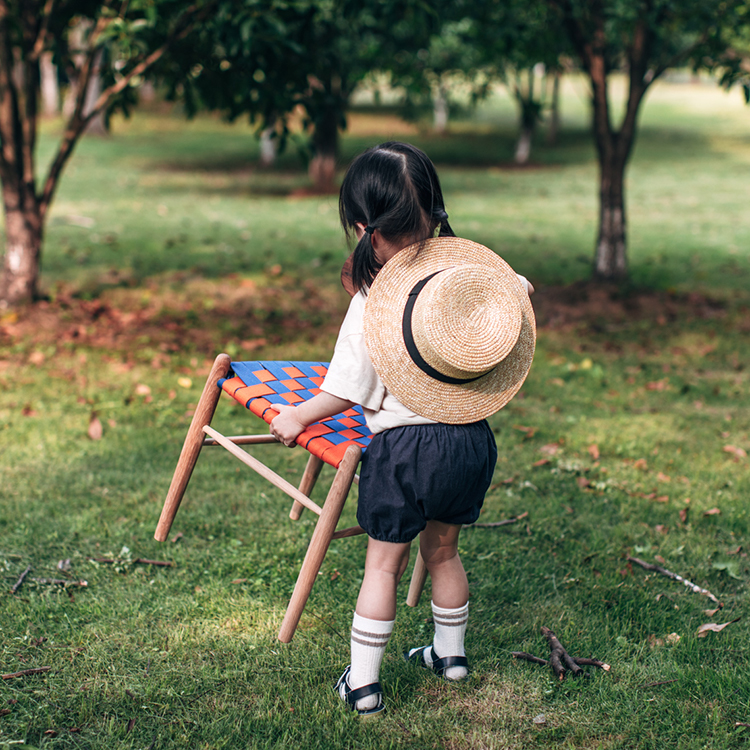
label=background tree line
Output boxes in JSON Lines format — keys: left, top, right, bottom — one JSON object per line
{"left": 1, "top": 0, "right": 748, "bottom": 307}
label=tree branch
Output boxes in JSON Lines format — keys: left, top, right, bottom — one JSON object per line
{"left": 29, "top": 0, "right": 55, "bottom": 62}
{"left": 647, "top": 33, "right": 710, "bottom": 85}
{"left": 39, "top": 1, "right": 213, "bottom": 218}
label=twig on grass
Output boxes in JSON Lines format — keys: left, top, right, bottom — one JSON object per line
{"left": 89, "top": 557, "right": 173, "bottom": 567}
{"left": 11, "top": 565, "right": 32, "bottom": 594}
{"left": 467, "top": 511, "right": 529, "bottom": 529}
{"left": 2, "top": 667, "right": 51, "bottom": 679}
{"left": 512, "top": 626, "right": 610, "bottom": 680}
{"left": 627, "top": 556, "right": 721, "bottom": 606}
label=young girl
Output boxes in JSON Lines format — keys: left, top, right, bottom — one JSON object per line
{"left": 270, "top": 142, "right": 534, "bottom": 717}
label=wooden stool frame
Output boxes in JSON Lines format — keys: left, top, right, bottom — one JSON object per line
{"left": 155, "top": 353, "right": 427, "bottom": 642}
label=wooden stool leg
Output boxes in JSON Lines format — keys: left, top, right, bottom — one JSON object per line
{"left": 406, "top": 548, "right": 428, "bottom": 607}
{"left": 278, "top": 445, "right": 361, "bottom": 643}
{"left": 290, "top": 454, "right": 324, "bottom": 520}
{"left": 154, "top": 353, "right": 231, "bottom": 542}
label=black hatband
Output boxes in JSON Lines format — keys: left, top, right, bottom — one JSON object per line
{"left": 402, "top": 272, "right": 487, "bottom": 385}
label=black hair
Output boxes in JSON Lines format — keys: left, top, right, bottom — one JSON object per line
{"left": 339, "top": 141, "right": 455, "bottom": 291}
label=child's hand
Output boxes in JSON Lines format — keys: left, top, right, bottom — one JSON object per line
{"left": 270, "top": 404, "right": 306, "bottom": 447}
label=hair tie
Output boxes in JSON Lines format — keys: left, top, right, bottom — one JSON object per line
{"left": 436, "top": 210, "right": 448, "bottom": 222}
{"left": 364, "top": 225, "right": 375, "bottom": 235}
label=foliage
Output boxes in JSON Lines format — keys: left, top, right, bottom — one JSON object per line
{"left": 160, "top": 0, "right": 440, "bottom": 163}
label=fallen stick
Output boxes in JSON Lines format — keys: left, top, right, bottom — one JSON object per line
{"left": 89, "top": 557, "right": 173, "bottom": 567}
{"left": 512, "top": 627, "right": 610, "bottom": 681}
{"left": 468, "top": 511, "right": 529, "bottom": 529}
{"left": 11, "top": 565, "right": 32, "bottom": 594}
{"left": 2, "top": 667, "right": 51, "bottom": 680}
{"left": 627, "top": 556, "right": 721, "bottom": 606}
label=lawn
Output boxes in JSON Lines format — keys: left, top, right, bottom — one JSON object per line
{"left": 0, "top": 76, "right": 749, "bottom": 749}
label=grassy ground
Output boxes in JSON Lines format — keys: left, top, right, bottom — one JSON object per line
{"left": 1, "top": 77, "right": 749, "bottom": 749}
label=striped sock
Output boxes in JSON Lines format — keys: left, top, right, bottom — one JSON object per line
{"left": 431, "top": 601, "right": 469, "bottom": 680}
{"left": 347, "top": 613, "right": 394, "bottom": 710}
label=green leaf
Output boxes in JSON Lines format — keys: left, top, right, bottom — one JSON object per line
{"left": 712, "top": 561, "right": 742, "bottom": 580}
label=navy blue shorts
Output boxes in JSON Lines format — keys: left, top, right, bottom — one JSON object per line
{"left": 356, "top": 421, "right": 497, "bottom": 544}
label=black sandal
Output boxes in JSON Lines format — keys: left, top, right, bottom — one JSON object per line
{"left": 335, "top": 665, "right": 385, "bottom": 718}
{"left": 405, "top": 645, "right": 469, "bottom": 679}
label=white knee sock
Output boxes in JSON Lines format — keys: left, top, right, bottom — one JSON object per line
{"left": 430, "top": 601, "right": 469, "bottom": 680}
{"left": 347, "top": 613, "right": 394, "bottom": 710}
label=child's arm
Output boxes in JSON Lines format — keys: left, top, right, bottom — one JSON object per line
{"left": 270, "top": 392, "right": 355, "bottom": 447}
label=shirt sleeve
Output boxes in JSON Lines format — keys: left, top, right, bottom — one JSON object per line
{"left": 516, "top": 273, "right": 532, "bottom": 294}
{"left": 321, "top": 291, "right": 386, "bottom": 411}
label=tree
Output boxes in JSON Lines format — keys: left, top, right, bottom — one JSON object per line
{"left": 390, "top": 19, "right": 489, "bottom": 134}
{"left": 0, "top": 0, "right": 212, "bottom": 307}
{"left": 546, "top": 0, "right": 750, "bottom": 280}
{"left": 163, "top": 0, "right": 439, "bottom": 191}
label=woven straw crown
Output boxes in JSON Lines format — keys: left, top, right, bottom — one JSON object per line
{"left": 363, "top": 237, "right": 536, "bottom": 423}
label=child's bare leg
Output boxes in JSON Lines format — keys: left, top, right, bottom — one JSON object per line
{"left": 409, "top": 520, "right": 469, "bottom": 680}
{"left": 341, "top": 538, "right": 410, "bottom": 713}
{"left": 356, "top": 538, "right": 411, "bottom": 620}
{"left": 419, "top": 520, "right": 467, "bottom": 608}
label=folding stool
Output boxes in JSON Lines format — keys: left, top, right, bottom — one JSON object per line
{"left": 154, "top": 354, "right": 427, "bottom": 642}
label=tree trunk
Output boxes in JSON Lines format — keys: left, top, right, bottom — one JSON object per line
{"left": 40, "top": 52, "right": 59, "bottom": 116}
{"left": 259, "top": 125, "right": 277, "bottom": 167}
{"left": 514, "top": 126, "right": 533, "bottom": 164}
{"left": 1, "top": 204, "right": 43, "bottom": 305}
{"left": 546, "top": 70, "right": 560, "bottom": 146}
{"left": 433, "top": 81, "right": 448, "bottom": 134}
{"left": 308, "top": 106, "right": 339, "bottom": 192}
{"left": 594, "top": 156, "right": 628, "bottom": 279}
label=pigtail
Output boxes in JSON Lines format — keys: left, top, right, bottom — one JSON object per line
{"left": 351, "top": 231, "right": 382, "bottom": 292}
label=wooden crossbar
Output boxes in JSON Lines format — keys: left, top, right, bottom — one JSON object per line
{"left": 202, "top": 425, "right": 324, "bottom": 517}
{"left": 203, "top": 434, "right": 280, "bottom": 447}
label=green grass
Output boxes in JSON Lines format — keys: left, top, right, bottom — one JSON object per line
{"left": 1, "top": 77, "right": 750, "bottom": 748}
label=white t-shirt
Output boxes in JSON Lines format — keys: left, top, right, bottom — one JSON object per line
{"left": 321, "top": 290, "right": 436, "bottom": 434}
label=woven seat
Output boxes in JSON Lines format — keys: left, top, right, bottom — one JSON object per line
{"left": 155, "top": 354, "right": 426, "bottom": 642}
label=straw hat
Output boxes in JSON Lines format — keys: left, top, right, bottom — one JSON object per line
{"left": 363, "top": 237, "right": 535, "bottom": 423}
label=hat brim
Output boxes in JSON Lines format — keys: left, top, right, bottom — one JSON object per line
{"left": 363, "top": 237, "right": 536, "bottom": 424}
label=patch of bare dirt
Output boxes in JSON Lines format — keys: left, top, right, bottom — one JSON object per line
{"left": 0, "top": 273, "right": 347, "bottom": 361}
{"left": 532, "top": 281, "right": 732, "bottom": 331}
{"left": 0, "top": 278, "right": 743, "bottom": 364}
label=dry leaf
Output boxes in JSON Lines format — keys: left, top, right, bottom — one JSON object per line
{"left": 634, "top": 458, "right": 648, "bottom": 470}
{"left": 696, "top": 619, "right": 740, "bottom": 638}
{"left": 549, "top": 377, "right": 565, "bottom": 386}
{"left": 88, "top": 415, "right": 103, "bottom": 441}
{"left": 646, "top": 379, "right": 668, "bottom": 391}
{"left": 655, "top": 554, "right": 666, "bottom": 564}
{"left": 178, "top": 377, "right": 192, "bottom": 389}
{"left": 135, "top": 383, "right": 151, "bottom": 396}
{"left": 703, "top": 508, "right": 721, "bottom": 516}
{"left": 532, "top": 714, "right": 546, "bottom": 725}
{"left": 532, "top": 458, "right": 550, "bottom": 467}
{"left": 587, "top": 444, "right": 600, "bottom": 460}
{"left": 576, "top": 476, "right": 590, "bottom": 489}
{"left": 679, "top": 508, "right": 689, "bottom": 524}
{"left": 656, "top": 472, "right": 671, "bottom": 483}
{"left": 666, "top": 633, "right": 681, "bottom": 645}
{"left": 29, "top": 350, "right": 45, "bottom": 366}
{"left": 655, "top": 495, "right": 669, "bottom": 503}
{"left": 654, "top": 525, "right": 669, "bottom": 534}
{"left": 540, "top": 444, "right": 559, "bottom": 456}
{"left": 703, "top": 607, "right": 722, "bottom": 616}
{"left": 723, "top": 445, "right": 747, "bottom": 459}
